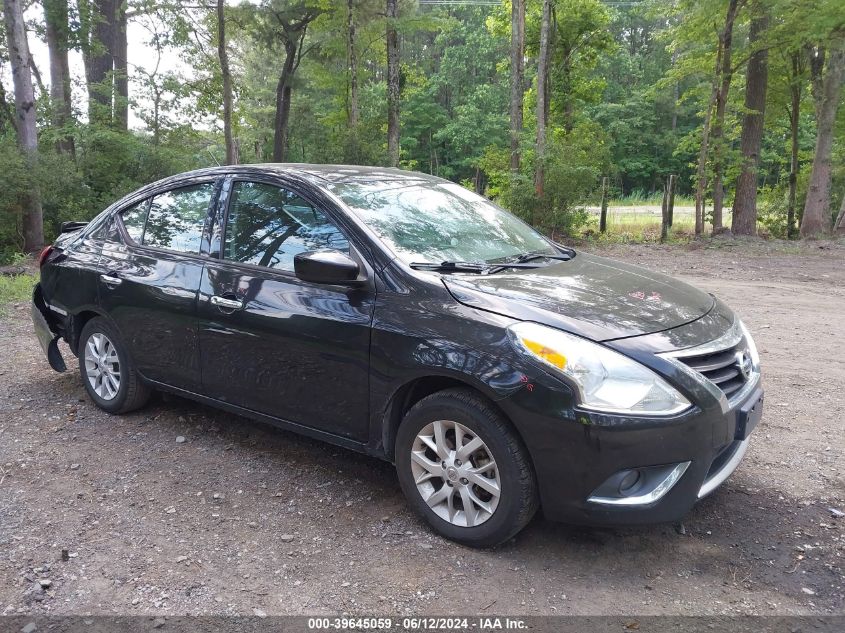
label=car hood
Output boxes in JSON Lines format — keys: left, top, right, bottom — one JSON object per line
{"left": 442, "top": 252, "right": 715, "bottom": 342}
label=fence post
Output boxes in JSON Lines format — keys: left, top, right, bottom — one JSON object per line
{"left": 660, "top": 181, "right": 670, "bottom": 242}
{"left": 599, "top": 177, "right": 609, "bottom": 233}
{"left": 667, "top": 174, "right": 676, "bottom": 228}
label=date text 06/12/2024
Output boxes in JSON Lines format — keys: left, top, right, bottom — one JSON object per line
{"left": 307, "top": 617, "right": 528, "bottom": 630}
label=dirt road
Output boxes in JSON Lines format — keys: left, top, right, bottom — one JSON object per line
{"left": 1, "top": 241, "right": 843, "bottom": 617}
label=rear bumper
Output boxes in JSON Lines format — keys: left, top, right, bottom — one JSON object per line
{"left": 499, "top": 372, "right": 763, "bottom": 527}
{"left": 31, "top": 284, "right": 67, "bottom": 372}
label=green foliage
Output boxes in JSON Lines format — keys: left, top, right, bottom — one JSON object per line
{"left": 0, "top": 272, "right": 36, "bottom": 314}
{"left": 0, "top": 123, "right": 209, "bottom": 262}
{"left": 1, "top": 0, "right": 843, "bottom": 253}
{"left": 0, "top": 137, "right": 35, "bottom": 262}
{"left": 481, "top": 121, "right": 608, "bottom": 238}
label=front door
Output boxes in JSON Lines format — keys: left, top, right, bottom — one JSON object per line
{"left": 197, "top": 179, "right": 374, "bottom": 440}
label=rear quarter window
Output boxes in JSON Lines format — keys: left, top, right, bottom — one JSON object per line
{"left": 120, "top": 201, "right": 148, "bottom": 244}
{"left": 143, "top": 184, "right": 214, "bottom": 253}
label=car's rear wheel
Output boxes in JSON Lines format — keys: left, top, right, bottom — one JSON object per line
{"left": 395, "top": 387, "right": 538, "bottom": 547}
{"left": 78, "top": 317, "right": 150, "bottom": 414}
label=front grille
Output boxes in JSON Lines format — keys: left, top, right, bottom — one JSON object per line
{"left": 676, "top": 342, "right": 749, "bottom": 399}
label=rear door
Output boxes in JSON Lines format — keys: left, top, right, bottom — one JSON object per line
{"left": 98, "top": 180, "right": 219, "bottom": 391}
{"left": 197, "top": 177, "right": 375, "bottom": 440}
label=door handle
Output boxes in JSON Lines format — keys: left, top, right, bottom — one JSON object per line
{"left": 210, "top": 295, "right": 244, "bottom": 310}
{"left": 100, "top": 274, "right": 122, "bottom": 287}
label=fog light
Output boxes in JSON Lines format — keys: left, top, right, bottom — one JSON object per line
{"left": 588, "top": 462, "right": 690, "bottom": 507}
{"left": 618, "top": 469, "right": 641, "bottom": 495}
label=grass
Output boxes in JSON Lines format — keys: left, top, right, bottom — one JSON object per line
{"left": 580, "top": 206, "right": 717, "bottom": 244}
{"left": 608, "top": 192, "right": 696, "bottom": 208}
{"left": 0, "top": 272, "right": 36, "bottom": 316}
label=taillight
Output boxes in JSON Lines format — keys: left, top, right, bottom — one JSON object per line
{"left": 38, "top": 245, "right": 55, "bottom": 268}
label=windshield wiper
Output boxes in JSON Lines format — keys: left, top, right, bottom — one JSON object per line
{"left": 410, "top": 260, "right": 542, "bottom": 274}
{"left": 483, "top": 249, "right": 573, "bottom": 274}
{"left": 512, "top": 249, "right": 574, "bottom": 264}
{"left": 409, "top": 261, "right": 490, "bottom": 273}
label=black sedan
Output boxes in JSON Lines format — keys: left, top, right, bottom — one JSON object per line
{"left": 31, "top": 164, "right": 763, "bottom": 547}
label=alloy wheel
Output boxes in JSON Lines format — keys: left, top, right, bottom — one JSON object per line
{"left": 410, "top": 420, "right": 501, "bottom": 528}
{"left": 84, "top": 332, "right": 121, "bottom": 401}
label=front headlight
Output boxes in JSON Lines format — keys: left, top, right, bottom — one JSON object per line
{"left": 507, "top": 322, "right": 691, "bottom": 416}
{"left": 738, "top": 319, "right": 760, "bottom": 369}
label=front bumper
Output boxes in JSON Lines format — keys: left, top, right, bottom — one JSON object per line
{"left": 498, "top": 369, "right": 763, "bottom": 526}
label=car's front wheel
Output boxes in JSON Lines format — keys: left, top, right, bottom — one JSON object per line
{"left": 78, "top": 317, "right": 150, "bottom": 414}
{"left": 395, "top": 388, "right": 538, "bottom": 547}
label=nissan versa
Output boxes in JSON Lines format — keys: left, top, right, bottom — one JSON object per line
{"left": 31, "top": 165, "right": 763, "bottom": 547}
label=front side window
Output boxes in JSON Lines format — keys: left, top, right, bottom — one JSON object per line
{"left": 329, "top": 180, "right": 554, "bottom": 265}
{"left": 223, "top": 181, "right": 349, "bottom": 271}
{"left": 142, "top": 183, "right": 214, "bottom": 253}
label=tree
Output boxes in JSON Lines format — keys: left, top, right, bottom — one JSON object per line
{"left": 346, "top": 0, "right": 358, "bottom": 129}
{"left": 244, "top": 1, "right": 325, "bottom": 162}
{"left": 386, "top": 0, "right": 400, "bottom": 166}
{"left": 550, "top": 0, "right": 613, "bottom": 134}
{"left": 217, "top": 0, "right": 237, "bottom": 164}
{"left": 79, "top": 0, "right": 128, "bottom": 129}
{"left": 785, "top": 50, "right": 804, "bottom": 238}
{"left": 693, "top": 64, "right": 720, "bottom": 234}
{"left": 114, "top": 0, "right": 128, "bottom": 130}
{"left": 3, "top": 0, "right": 44, "bottom": 252}
{"left": 534, "top": 0, "right": 552, "bottom": 198}
{"left": 709, "top": 0, "right": 744, "bottom": 234}
{"left": 44, "top": 0, "right": 75, "bottom": 154}
{"left": 687, "top": 0, "right": 742, "bottom": 236}
{"left": 731, "top": 6, "right": 769, "bottom": 235}
{"left": 800, "top": 36, "right": 845, "bottom": 237}
{"left": 509, "top": 0, "right": 525, "bottom": 170}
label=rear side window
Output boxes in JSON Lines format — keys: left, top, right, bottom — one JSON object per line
{"left": 143, "top": 183, "right": 214, "bottom": 253}
{"left": 223, "top": 181, "right": 349, "bottom": 271}
{"left": 120, "top": 201, "right": 148, "bottom": 243}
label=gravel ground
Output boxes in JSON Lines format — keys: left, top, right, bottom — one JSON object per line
{"left": 0, "top": 241, "right": 843, "bottom": 617}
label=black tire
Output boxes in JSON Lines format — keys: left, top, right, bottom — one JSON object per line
{"left": 395, "top": 387, "right": 538, "bottom": 547}
{"left": 77, "top": 317, "right": 150, "bottom": 414}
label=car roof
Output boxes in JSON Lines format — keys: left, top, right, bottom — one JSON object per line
{"left": 163, "top": 163, "right": 447, "bottom": 188}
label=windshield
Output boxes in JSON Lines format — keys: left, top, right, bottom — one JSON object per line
{"left": 328, "top": 180, "right": 556, "bottom": 265}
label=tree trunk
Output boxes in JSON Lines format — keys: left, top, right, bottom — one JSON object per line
{"left": 534, "top": 0, "right": 551, "bottom": 200}
{"left": 347, "top": 0, "right": 358, "bottom": 128}
{"left": 386, "top": 0, "right": 400, "bottom": 167}
{"left": 731, "top": 9, "right": 769, "bottom": 236}
{"left": 695, "top": 42, "right": 723, "bottom": 237}
{"left": 786, "top": 52, "right": 802, "bottom": 238}
{"left": 801, "top": 43, "right": 845, "bottom": 238}
{"left": 44, "top": 0, "right": 75, "bottom": 154}
{"left": 509, "top": 0, "right": 525, "bottom": 171}
{"left": 3, "top": 0, "right": 44, "bottom": 252}
{"left": 84, "top": 0, "right": 117, "bottom": 126}
{"left": 562, "top": 50, "right": 574, "bottom": 133}
{"left": 711, "top": 0, "right": 742, "bottom": 234}
{"left": 273, "top": 40, "right": 298, "bottom": 162}
{"left": 113, "top": 0, "right": 128, "bottom": 130}
{"left": 834, "top": 191, "right": 845, "bottom": 233}
{"left": 671, "top": 49, "right": 679, "bottom": 132}
{"left": 217, "top": 0, "right": 237, "bottom": 165}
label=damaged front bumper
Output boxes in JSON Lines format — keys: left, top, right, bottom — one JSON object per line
{"left": 31, "top": 283, "right": 67, "bottom": 372}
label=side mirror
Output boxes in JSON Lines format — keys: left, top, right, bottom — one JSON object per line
{"left": 294, "top": 250, "right": 362, "bottom": 285}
